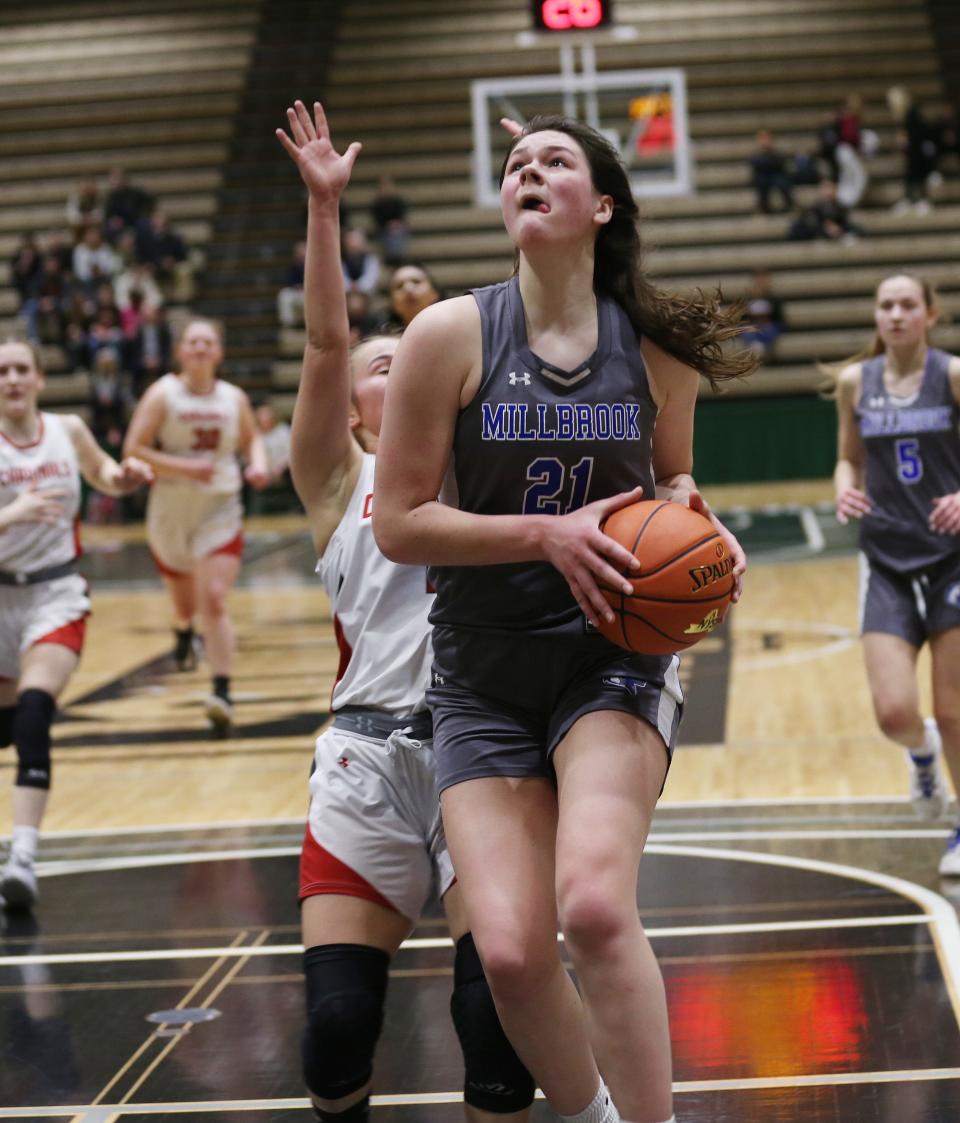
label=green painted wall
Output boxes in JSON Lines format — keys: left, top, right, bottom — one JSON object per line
{"left": 693, "top": 394, "right": 836, "bottom": 484}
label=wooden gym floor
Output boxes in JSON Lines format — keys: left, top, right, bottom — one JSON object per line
{"left": 4, "top": 480, "right": 960, "bottom": 1121}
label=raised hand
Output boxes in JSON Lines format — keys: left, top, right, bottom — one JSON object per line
{"left": 540, "top": 486, "right": 644, "bottom": 627}
{"left": 835, "top": 486, "right": 872, "bottom": 525}
{"left": 275, "top": 100, "right": 361, "bottom": 205}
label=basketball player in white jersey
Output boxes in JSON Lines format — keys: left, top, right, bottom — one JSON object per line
{"left": 0, "top": 339, "right": 152, "bottom": 908}
{"left": 123, "top": 321, "right": 269, "bottom": 733}
{"left": 276, "top": 100, "right": 533, "bottom": 1122}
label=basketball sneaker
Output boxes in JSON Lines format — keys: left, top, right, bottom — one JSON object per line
{"left": 939, "top": 827, "right": 960, "bottom": 877}
{"left": 908, "top": 719, "right": 950, "bottom": 820}
{"left": 205, "top": 692, "right": 233, "bottom": 736}
{"left": 1, "top": 852, "right": 38, "bottom": 910}
{"left": 174, "top": 628, "right": 200, "bottom": 672}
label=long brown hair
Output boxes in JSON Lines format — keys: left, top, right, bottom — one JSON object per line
{"left": 819, "top": 271, "right": 939, "bottom": 395}
{"left": 500, "top": 115, "right": 758, "bottom": 389}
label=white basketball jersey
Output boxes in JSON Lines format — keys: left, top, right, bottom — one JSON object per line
{"left": 318, "top": 454, "right": 433, "bottom": 715}
{"left": 0, "top": 413, "right": 81, "bottom": 572}
{"left": 155, "top": 373, "right": 242, "bottom": 494}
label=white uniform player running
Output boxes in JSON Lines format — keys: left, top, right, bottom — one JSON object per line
{"left": 123, "top": 321, "right": 268, "bottom": 734}
{"left": 0, "top": 339, "right": 152, "bottom": 909}
{"left": 277, "top": 99, "right": 533, "bottom": 1123}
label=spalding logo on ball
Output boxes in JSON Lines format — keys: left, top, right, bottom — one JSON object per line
{"left": 597, "top": 499, "right": 735, "bottom": 654}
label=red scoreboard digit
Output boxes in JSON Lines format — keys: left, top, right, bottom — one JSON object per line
{"left": 532, "top": 0, "right": 613, "bottom": 31}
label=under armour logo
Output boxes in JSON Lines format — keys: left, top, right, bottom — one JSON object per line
{"left": 337, "top": 756, "right": 350, "bottom": 769}
{"left": 868, "top": 396, "right": 885, "bottom": 408}
{"left": 508, "top": 371, "right": 531, "bottom": 386}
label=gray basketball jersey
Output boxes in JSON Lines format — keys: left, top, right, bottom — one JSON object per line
{"left": 858, "top": 347, "right": 960, "bottom": 571}
{"left": 429, "top": 276, "right": 658, "bottom": 635}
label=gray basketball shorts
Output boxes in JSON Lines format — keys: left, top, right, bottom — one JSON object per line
{"left": 427, "top": 625, "right": 684, "bottom": 794}
{"left": 859, "top": 551, "right": 960, "bottom": 647}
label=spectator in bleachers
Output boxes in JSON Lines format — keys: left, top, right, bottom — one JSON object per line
{"left": 9, "top": 234, "right": 41, "bottom": 309}
{"left": 748, "top": 129, "right": 794, "bottom": 214}
{"left": 89, "top": 346, "right": 132, "bottom": 452}
{"left": 887, "top": 86, "right": 940, "bottom": 214}
{"left": 65, "top": 177, "right": 103, "bottom": 236}
{"left": 369, "top": 174, "right": 410, "bottom": 265}
{"left": 136, "top": 210, "right": 192, "bottom": 302}
{"left": 276, "top": 240, "right": 306, "bottom": 327}
{"left": 86, "top": 347, "right": 134, "bottom": 524}
{"left": 72, "top": 224, "right": 120, "bottom": 290}
{"left": 346, "top": 289, "right": 378, "bottom": 344}
{"left": 340, "top": 225, "right": 379, "bottom": 295}
{"left": 831, "top": 95, "right": 873, "bottom": 209}
{"left": 63, "top": 288, "right": 98, "bottom": 372}
{"left": 386, "top": 261, "right": 442, "bottom": 328}
{"left": 22, "top": 253, "right": 71, "bottom": 345}
{"left": 127, "top": 305, "right": 172, "bottom": 394}
{"left": 816, "top": 111, "right": 841, "bottom": 182}
{"left": 114, "top": 261, "right": 163, "bottom": 315}
{"left": 87, "top": 301, "right": 125, "bottom": 367}
{"left": 788, "top": 178, "right": 861, "bottom": 243}
{"left": 253, "top": 399, "right": 292, "bottom": 483}
{"left": 103, "top": 167, "right": 155, "bottom": 241}
{"left": 44, "top": 230, "right": 74, "bottom": 274}
{"left": 740, "top": 269, "right": 786, "bottom": 361}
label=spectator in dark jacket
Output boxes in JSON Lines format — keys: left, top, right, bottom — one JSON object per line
{"left": 749, "top": 129, "right": 794, "bottom": 213}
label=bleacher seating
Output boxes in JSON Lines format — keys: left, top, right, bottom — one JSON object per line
{"left": 0, "top": 0, "right": 261, "bottom": 416}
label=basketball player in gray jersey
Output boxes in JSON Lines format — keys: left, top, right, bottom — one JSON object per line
{"left": 834, "top": 273, "right": 960, "bottom": 874}
{"left": 374, "top": 115, "right": 755, "bottom": 1123}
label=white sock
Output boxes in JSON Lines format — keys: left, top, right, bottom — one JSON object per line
{"left": 11, "top": 825, "right": 38, "bottom": 863}
{"left": 909, "top": 720, "right": 941, "bottom": 761}
{"left": 561, "top": 1080, "right": 620, "bottom": 1123}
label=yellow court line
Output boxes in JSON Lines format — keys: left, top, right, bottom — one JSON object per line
{"left": 118, "top": 930, "right": 272, "bottom": 1106}
{"left": 89, "top": 931, "right": 250, "bottom": 1107}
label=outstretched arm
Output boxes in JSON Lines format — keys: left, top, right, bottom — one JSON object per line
{"left": 64, "top": 414, "right": 153, "bottom": 495}
{"left": 276, "top": 99, "right": 364, "bottom": 547}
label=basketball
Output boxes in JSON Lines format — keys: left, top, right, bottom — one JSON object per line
{"left": 597, "top": 499, "right": 735, "bottom": 654}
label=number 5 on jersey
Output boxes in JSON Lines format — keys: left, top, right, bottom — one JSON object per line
{"left": 895, "top": 438, "right": 923, "bottom": 484}
{"left": 522, "top": 456, "right": 594, "bottom": 514}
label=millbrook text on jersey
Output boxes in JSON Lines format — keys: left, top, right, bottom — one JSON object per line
{"left": 481, "top": 402, "right": 644, "bottom": 442}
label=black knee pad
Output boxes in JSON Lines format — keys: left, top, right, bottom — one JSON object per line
{"left": 451, "top": 933, "right": 536, "bottom": 1114}
{"left": 0, "top": 704, "right": 15, "bottom": 749}
{"left": 301, "top": 943, "right": 390, "bottom": 1105}
{"left": 13, "top": 690, "right": 55, "bottom": 790}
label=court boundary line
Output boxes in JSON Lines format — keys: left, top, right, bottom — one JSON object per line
{"left": 649, "top": 843, "right": 960, "bottom": 1027}
{"left": 8, "top": 1067, "right": 960, "bottom": 1118}
{"left": 0, "top": 913, "right": 933, "bottom": 969}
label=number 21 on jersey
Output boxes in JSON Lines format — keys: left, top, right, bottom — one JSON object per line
{"left": 522, "top": 456, "right": 594, "bottom": 514}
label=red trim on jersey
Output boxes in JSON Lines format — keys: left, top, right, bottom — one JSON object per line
{"left": 32, "top": 616, "right": 87, "bottom": 655}
{"left": 331, "top": 613, "right": 352, "bottom": 708}
{"left": 361, "top": 492, "right": 373, "bottom": 519}
{"left": 150, "top": 532, "right": 244, "bottom": 578}
{"left": 0, "top": 413, "right": 45, "bottom": 450}
{"left": 211, "top": 531, "right": 243, "bottom": 559}
{"left": 299, "top": 825, "right": 398, "bottom": 911}
{"left": 150, "top": 549, "right": 188, "bottom": 579}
